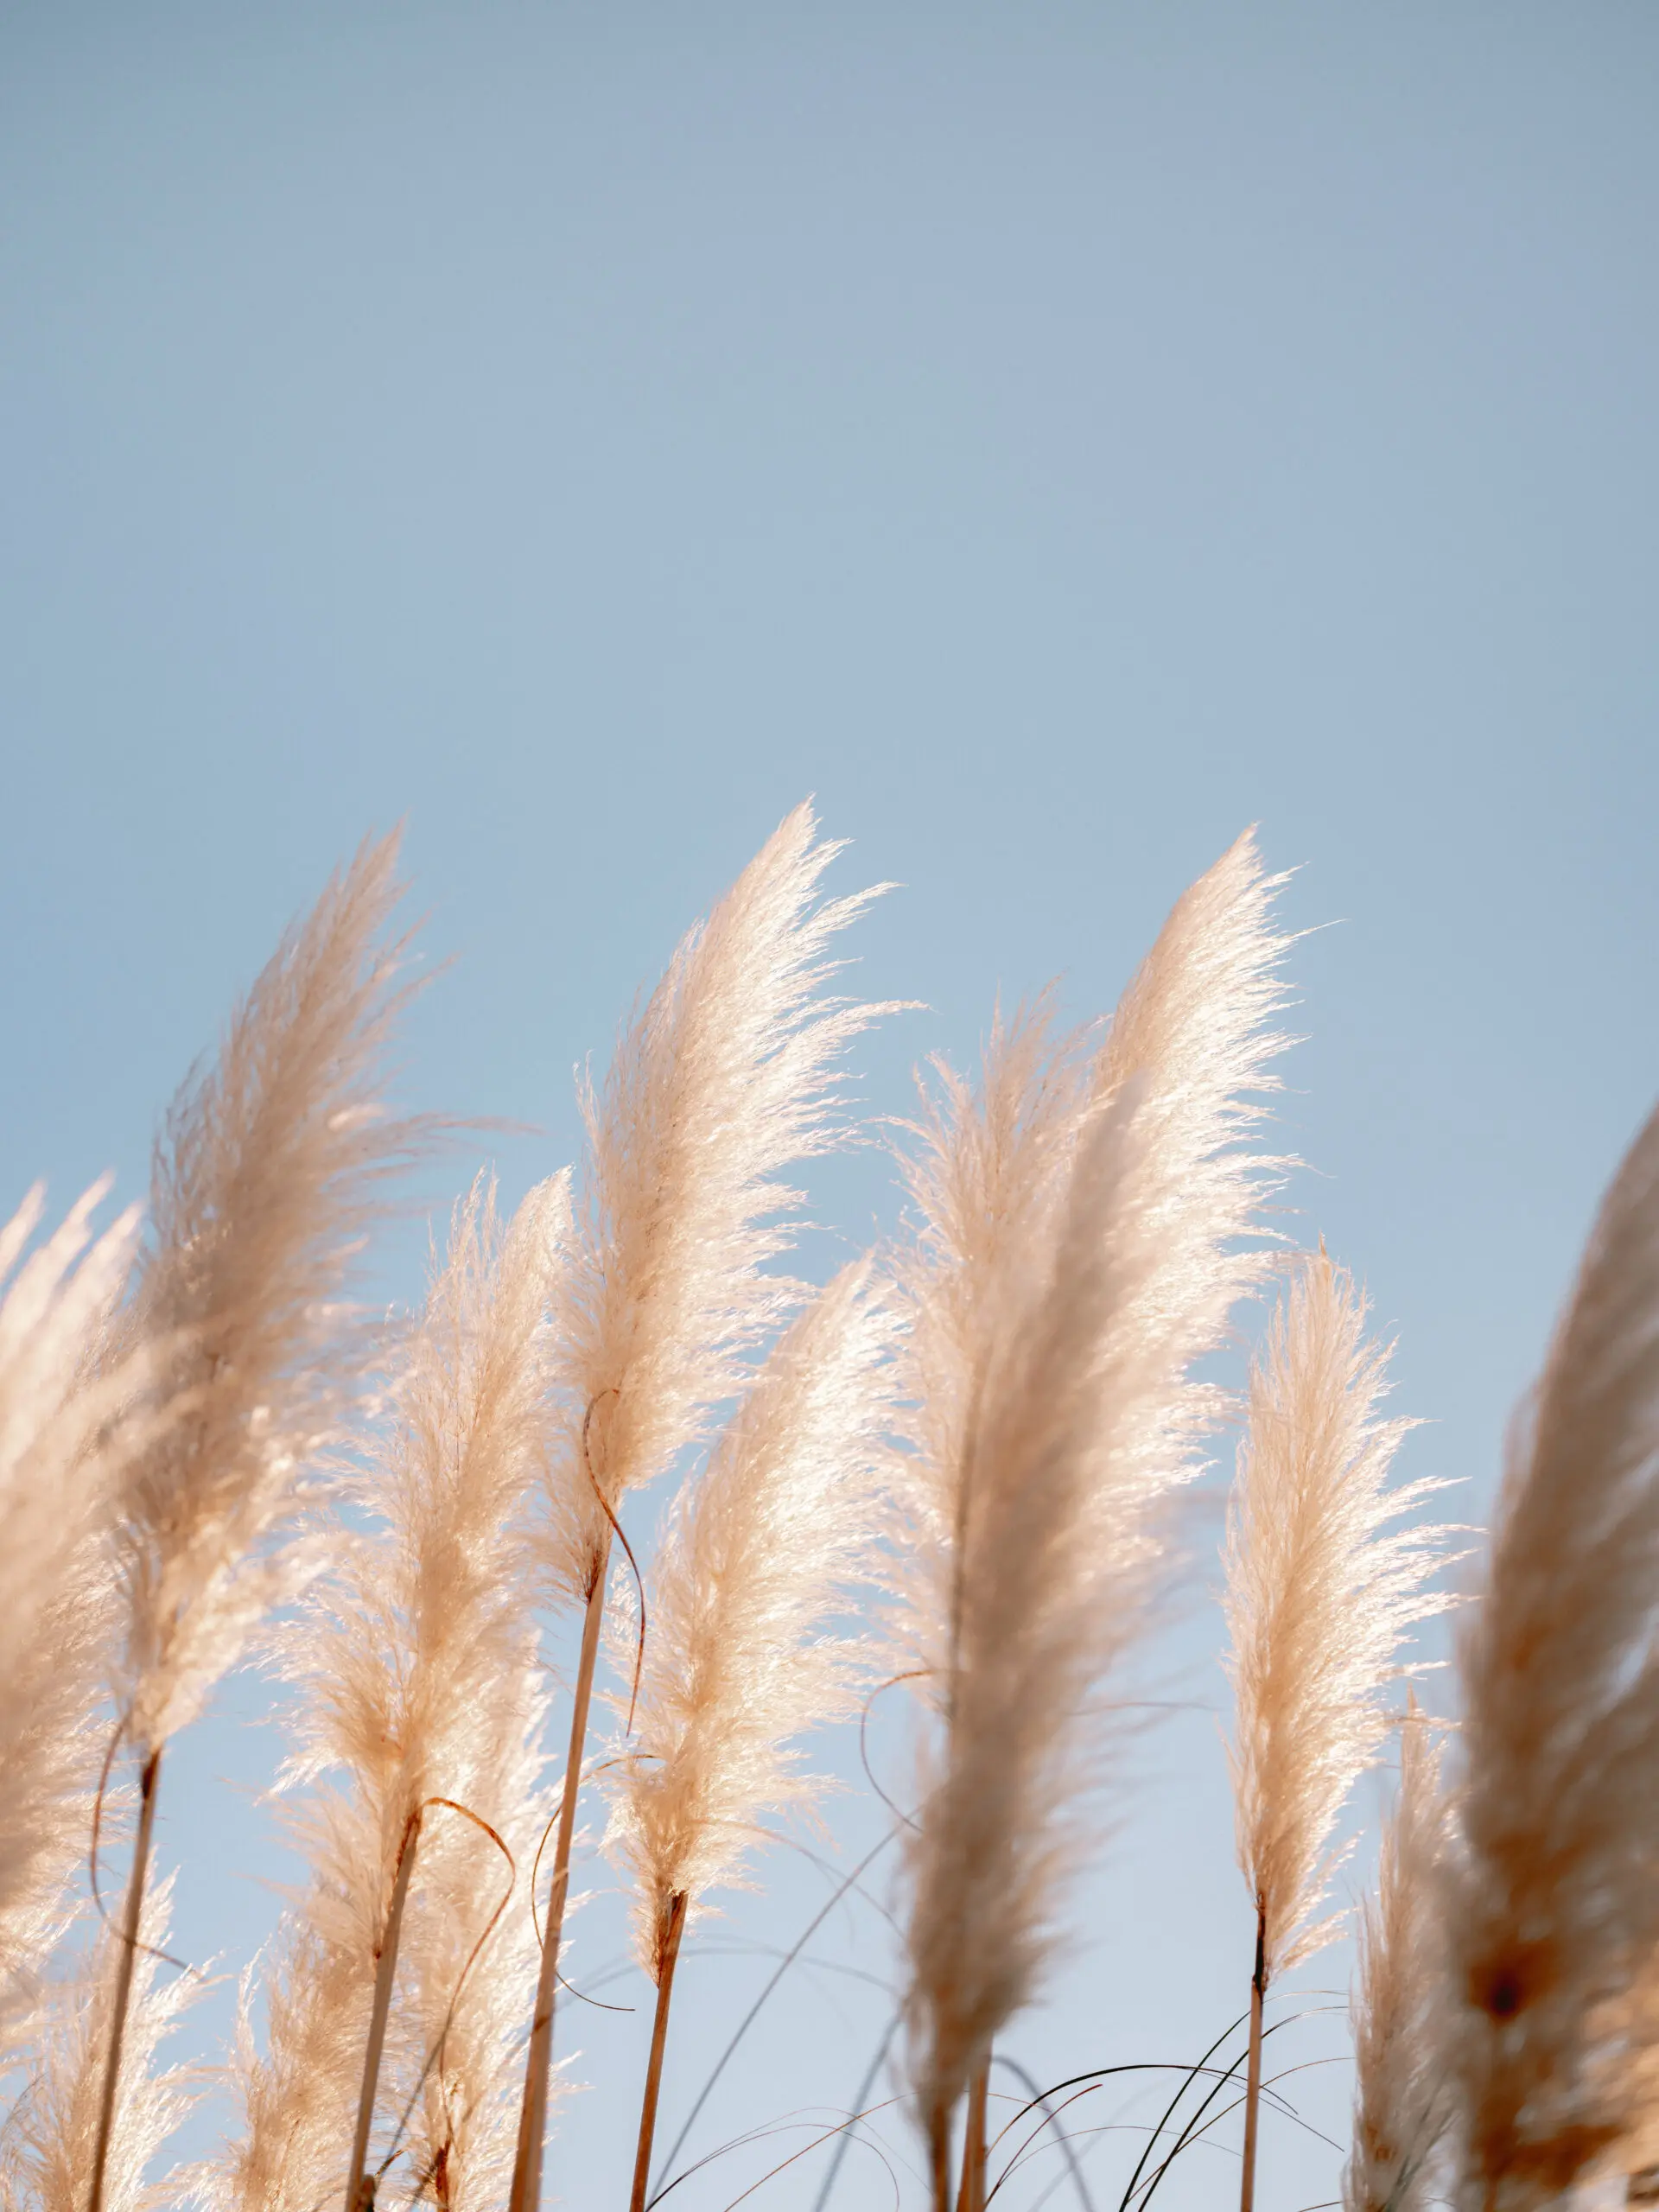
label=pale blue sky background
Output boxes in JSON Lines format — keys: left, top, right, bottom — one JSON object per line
{"left": 3, "top": 5, "right": 1657, "bottom": 2208}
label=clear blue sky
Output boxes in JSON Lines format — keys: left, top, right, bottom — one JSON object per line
{"left": 3, "top": 6, "right": 1656, "bottom": 2207}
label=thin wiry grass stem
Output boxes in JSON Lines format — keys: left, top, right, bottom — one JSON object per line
{"left": 509, "top": 1541, "right": 611, "bottom": 2212}
{"left": 1239, "top": 1904, "right": 1268, "bottom": 2212}
{"left": 86, "top": 1745, "right": 162, "bottom": 2212}
{"left": 957, "top": 2061, "right": 989, "bottom": 2212}
{"left": 344, "top": 1807, "right": 423, "bottom": 2212}
{"left": 629, "top": 1891, "right": 689, "bottom": 2212}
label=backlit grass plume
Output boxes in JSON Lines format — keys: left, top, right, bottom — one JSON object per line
{"left": 538, "top": 800, "right": 896, "bottom": 1604}
{"left": 512, "top": 802, "right": 899, "bottom": 2212}
{"left": 215, "top": 1173, "right": 564, "bottom": 2212}
{"left": 1445, "top": 1098, "right": 1659, "bottom": 2211}
{"left": 0, "top": 1876, "right": 195, "bottom": 2212}
{"left": 897, "top": 828, "right": 1294, "bottom": 2212}
{"left": 0, "top": 1184, "right": 151, "bottom": 2062}
{"left": 1225, "top": 1251, "right": 1452, "bottom": 2212}
{"left": 89, "top": 832, "right": 431, "bottom": 2212}
{"left": 601, "top": 1261, "right": 898, "bottom": 2211}
{"left": 1344, "top": 1698, "right": 1453, "bottom": 2212}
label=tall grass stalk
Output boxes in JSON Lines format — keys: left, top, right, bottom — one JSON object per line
{"left": 92, "top": 832, "right": 430, "bottom": 2212}
{"left": 512, "top": 803, "right": 898, "bottom": 2212}
{"left": 1445, "top": 1099, "right": 1659, "bottom": 2209}
{"left": 1224, "top": 1251, "right": 1452, "bottom": 2212}
{"left": 895, "top": 831, "right": 1294, "bottom": 2204}
{"left": 84, "top": 1751, "right": 160, "bottom": 2212}
{"left": 626, "top": 1891, "right": 688, "bottom": 2212}
{"left": 342, "top": 1808, "right": 421, "bottom": 2212}
{"left": 955, "top": 2063, "right": 989, "bottom": 2212}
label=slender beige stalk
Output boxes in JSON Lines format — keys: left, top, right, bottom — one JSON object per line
{"left": 1239, "top": 1904, "right": 1267, "bottom": 2212}
{"left": 509, "top": 1548, "right": 607, "bottom": 2212}
{"left": 343, "top": 1810, "right": 423, "bottom": 2212}
{"left": 514, "top": 803, "right": 899, "bottom": 2212}
{"left": 86, "top": 1749, "right": 160, "bottom": 2212}
{"left": 956, "top": 2063, "right": 989, "bottom": 2212}
{"left": 627, "top": 1892, "right": 688, "bottom": 2212}
{"left": 1224, "top": 1252, "right": 1453, "bottom": 2210}
{"left": 217, "top": 1175, "right": 563, "bottom": 2212}
{"left": 1344, "top": 1700, "right": 1452, "bottom": 2212}
{"left": 1445, "top": 1099, "right": 1659, "bottom": 2210}
{"left": 897, "top": 830, "right": 1295, "bottom": 2169}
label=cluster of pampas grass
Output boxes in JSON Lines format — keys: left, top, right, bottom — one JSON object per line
{"left": 510, "top": 803, "right": 902, "bottom": 2212}
{"left": 10, "top": 801, "right": 1659, "bottom": 2212}
{"left": 214, "top": 1173, "right": 565, "bottom": 2212}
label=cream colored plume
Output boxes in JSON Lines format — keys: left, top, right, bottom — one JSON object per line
{"left": 0, "top": 1875, "right": 196, "bottom": 2212}
{"left": 898, "top": 825, "right": 1294, "bottom": 2162}
{"left": 539, "top": 800, "right": 899, "bottom": 1605}
{"left": 1446, "top": 1100, "right": 1659, "bottom": 2211}
{"left": 1344, "top": 1700, "right": 1453, "bottom": 2212}
{"left": 112, "top": 832, "right": 431, "bottom": 1756}
{"left": 602, "top": 1260, "right": 897, "bottom": 1980}
{"left": 0, "top": 1183, "right": 155, "bottom": 2061}
{"left": 1225, "top": 1252, "right": 1452, "bottom": 1979}
{"left": 215, "top": 1174, "right": 563, "bottom": 2212}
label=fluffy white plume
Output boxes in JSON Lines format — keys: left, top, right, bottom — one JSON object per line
{"left": 898, "top": 824, "right": 1295, "bottom": 2167}
{"left": 0, "top": 1183, "right": 156, "bottom": 2062}
{"left": 1344, "top": 1700, "right": 1454, "bottom": 2212}
{"left": 0, "top": 1876, "right": 196, "bottom": 2212}
{"left": 540, "top": 800, "right": 899, "bottom": 1605}
{"left": 1225, "top": 1252, "right": 1452, "bottom": 1979}
{"left": 113, "top": 830, "right": 432, "bottom": 1754}
{"left": 602, "top": 1261, "right": 898, "bottom": 1980}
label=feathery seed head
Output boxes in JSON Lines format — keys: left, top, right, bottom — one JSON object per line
{"left": 899, "top": 829, "right": 1298, "bottom": 2147}
{"left": 116, "top": 830, "right": 435, "bottom": 1752}
{"left": 539, "top": 800, "right": 905, "bottom": 1605}
{"left": 1344, "top": 1700, "right": 1455, "bottom": 2212}
{"left": 1225, "top": 1250, "right": 1452, "bottom": 1980}
{"left": 603, "top": 1259, "right": 899, "bottom": 1981}
{"left": 1446, "top": 1100, "right": 1659, "bottom": 2211}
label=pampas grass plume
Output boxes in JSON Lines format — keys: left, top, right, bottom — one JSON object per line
{"left": 0, "top": 1877, "right": 197, "bottom": 2212}
{"left": 115, "top": 830, "right": 433, "bottom": 1757}
{"left": 603, "top": 1258, "right": 897, "bottom": 1979}
{"left": 0, "top": 1183, "right": 151, "bottom": 2057}
{"left": 540, "top": 799, "right": 901, "bottom": 1605}
{"left": 1344, "top": 1698, "right": 1453, "bottom": 2212}
{"left": 1225, "top": 1251, "right": 1451, "bottom": 1982}
{"left": 1446, "top": 1099, "right": 1659, "bottom": 2210}
{"left": 899, "top": 827, "right": 1294, "bottom": 2197}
